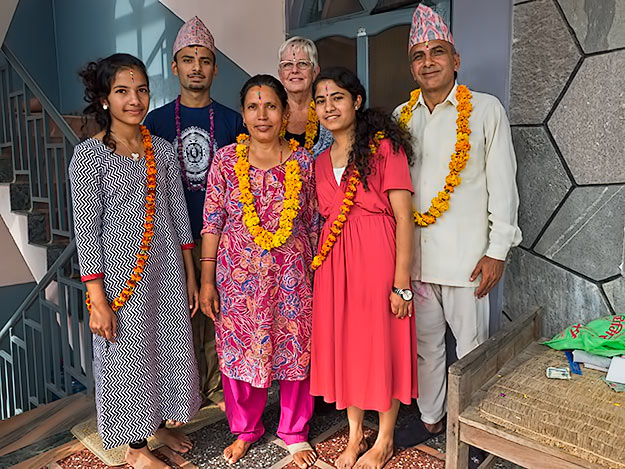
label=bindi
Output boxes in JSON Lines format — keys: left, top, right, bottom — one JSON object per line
{"left": 257, "top": 88, "right": 262, "bottom": 107}
{"left": 195, "top": 47, "right": 198, "bottom": 56}
{"left": 129, "top": 70, "right": 134, "bottom": 83}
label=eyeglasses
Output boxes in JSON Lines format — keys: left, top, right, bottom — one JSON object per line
{"left": 279, "top": 60, "right": 313, "bottom": 71}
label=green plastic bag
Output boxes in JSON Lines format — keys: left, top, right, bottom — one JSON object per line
{"left": 544, "top": 315, "right": 625, "bottom": 357}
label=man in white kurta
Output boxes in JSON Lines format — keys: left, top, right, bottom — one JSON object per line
{"left": 394, "top": 4, "right": 522, "bottom": 436}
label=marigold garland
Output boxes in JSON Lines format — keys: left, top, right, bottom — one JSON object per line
{"left": 234, "top": 134, "right": 302, "bottom": 251}
{"left": 279, "top": 100, "right": 318, "bottom": 150}
{"left": 397, "top": 85, "right": 473, "bottom": 227}
{"left": 86, "top": 125, "right": 156, "bottom": 314}
{"left": 311, "top": 131, "right": 386, "bottom": 271}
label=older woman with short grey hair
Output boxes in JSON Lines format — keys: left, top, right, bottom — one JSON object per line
{"left": 277, "top": 36, "right": 332, "bottom": 158}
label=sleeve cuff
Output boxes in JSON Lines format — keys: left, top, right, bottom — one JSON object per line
{"left": 181, "top": 243, "right": 195, "bottom": 250}
{"left": 485, "top": 244, "right": 510, "bottom": 262}
{"left": 81, "top": 272, "right": 104, "bottom": 282}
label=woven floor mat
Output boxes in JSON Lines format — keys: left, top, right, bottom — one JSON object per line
{"left": 70, "top": 403, "right": 226, "bottom": 466}
{"left": 479, "top": 346, "right": 625, "bottom": 468}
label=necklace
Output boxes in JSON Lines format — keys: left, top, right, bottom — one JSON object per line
{"left": 112, "top": 131, "right": 142, "bottom": 161}
{"left": 86, "top": 125, "right": 156, "bottom": 313}
{"left": 397, "top": 85, "right": 473, "bottom": 227}
{"left": 175, "top": 95, "right": 216, "bottom": 191}
{"left": 279, "top": 100, "right": 318, "bottom": 150}
{"left": 311, "top": 131, "right": 386, "bottom": 270}
{"left": 234, "top": 134, "right": 301, "bottom": 251}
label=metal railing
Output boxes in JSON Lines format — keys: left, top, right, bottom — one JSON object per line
{"left": 0, "top": 44, "right": 92, "bottom": 420}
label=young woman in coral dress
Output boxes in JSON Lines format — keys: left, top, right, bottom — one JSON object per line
{"left": 310, "top": 67, "right": 418, "bottom": 469}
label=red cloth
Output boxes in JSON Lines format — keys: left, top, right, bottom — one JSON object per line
{"left": 81, "top": 272, "right": 104, "bottom": 282}
{"left": 310, "top": 139, "right": 418, "bottom": 412}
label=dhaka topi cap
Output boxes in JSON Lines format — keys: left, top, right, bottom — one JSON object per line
{"left": 173, "top": 16, "right": 215, "bottom": 58}
{"left": 408, "top": 4, "right": 454, "bottom": 51}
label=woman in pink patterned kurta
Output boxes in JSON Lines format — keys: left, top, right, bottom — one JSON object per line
{"left": 199, "top": 75, "right": 318, "bottom": 468}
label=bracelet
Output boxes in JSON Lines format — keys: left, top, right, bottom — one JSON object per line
{"left": 200, "top": 257, "right": 217, "bottom": 262}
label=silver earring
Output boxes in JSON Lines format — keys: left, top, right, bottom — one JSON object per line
{"left": 102, "top": 104, "right": 108, "bottom": 110}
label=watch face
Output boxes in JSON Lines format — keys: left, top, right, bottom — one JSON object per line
{"left": 402, "top": 290, "right": 414, "bottom": 301}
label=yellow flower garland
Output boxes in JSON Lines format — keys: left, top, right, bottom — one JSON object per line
{"left": 279, "top": 100, "right": 318, "bottom": 151}
{"left": 311, "top": 131, "right": 386, "bottom": 270}
{"left": 234, "top": 134, "right": 302, "bottom": 251}
{"left": 397, "top": 85, "right": 473, "bottom": 227}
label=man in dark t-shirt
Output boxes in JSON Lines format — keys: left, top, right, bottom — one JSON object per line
{"left": 144, "top": 16, "right": 244, "bottom": 410}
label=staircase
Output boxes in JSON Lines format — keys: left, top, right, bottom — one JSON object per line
{"left": 0, "top": 43, "right": 93, "bottom": 421}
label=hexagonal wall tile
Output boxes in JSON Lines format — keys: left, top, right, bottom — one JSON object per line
{"left": 510, "top": 0, "right": 581, "bottom": 125}
{"left": 504, "top": 249, "right": 610, "bottom": 336}
{"left": 534, "top": 185, "right": 625, "bottom": 280}
{"left": 549, "top": 49, "right": 625, "bottom": 184}
{"left": 558, "top": 0, "right": 625, "bottom": 53}
{"left": 603, "top": 276, "right": 625, "bottom": 314}
{"left": 512, "top": 126, "right": 572, "bottom": 247}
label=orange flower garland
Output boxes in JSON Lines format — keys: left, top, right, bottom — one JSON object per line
{"left": 279, "top": 100, "right": 318, "bottom": 151}
{"left": 85, "top": 125, "right": 156, "bottom": 314}
{"left": 311, "top": 131, "right": 386, "bottom": 270}
{"left": 397, "top": 85, "right": 473, "bottom": 227}
{"left": 234, "top": 134, "right": 302, "bottom": 251}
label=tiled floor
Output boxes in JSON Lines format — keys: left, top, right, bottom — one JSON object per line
{"left": 56, "top": 402, "right": 448, "bottom": 468}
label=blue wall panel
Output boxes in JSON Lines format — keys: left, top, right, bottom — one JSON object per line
{"left": 6, "top": 0, "right": 250, "bottom": 116}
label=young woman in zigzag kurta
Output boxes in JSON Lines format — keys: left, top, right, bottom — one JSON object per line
{"left": 69, "top": 53, "right": 200, "bottom": 469}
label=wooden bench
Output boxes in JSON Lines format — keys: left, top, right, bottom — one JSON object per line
{"left": 445, "top": 307, "right": 603, "bottom": 469}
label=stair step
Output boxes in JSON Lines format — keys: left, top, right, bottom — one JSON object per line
{"left": 9, "top": 178, "right": 31, "bottom": 211}
{"left": 0, "top": 392, "right": 94, "bottom": 458}
{"left": 0, "top": 152, "right": 13, "bottom": 183}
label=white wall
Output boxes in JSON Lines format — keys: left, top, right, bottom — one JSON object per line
{"left": 0, "top": 186, "right": 47, "bottom": 282}
{"left": 159, "top": 0, "right": 286, "bottom": 76}
{"left": 0, "top": 0, "right": 19, "bottom": 46}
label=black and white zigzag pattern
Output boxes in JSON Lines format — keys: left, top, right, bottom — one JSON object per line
{"left": 69, "top": 136, "right": 201, "bottom": 449}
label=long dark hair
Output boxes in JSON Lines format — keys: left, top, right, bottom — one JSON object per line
{"left": 78, "top": 53, "right": 148, "bottom": 151}
{"left": 239, "top": 74, "right": 288, "bottom": 110}
{"left": 313, "top": 67, "right": 414, "bottom": 189}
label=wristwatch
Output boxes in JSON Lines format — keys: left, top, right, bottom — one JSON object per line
{"left": 392, "top": 286, "right": 414, "bottom": 302}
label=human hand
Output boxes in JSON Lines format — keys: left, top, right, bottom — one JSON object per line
{"left": 389, "top": 290, "right": 414, "bottom": 319}
{"left": 89, "top": 302, "right": 117, "bottom": 342}
{"left": 199, "top": 283, "right": 220, "bottom": 321}
{"left": 187, "top": 275, "right": 199, "bottom": 317}
{"left": 470, "top": 256, "right": 504, "bottom": 298}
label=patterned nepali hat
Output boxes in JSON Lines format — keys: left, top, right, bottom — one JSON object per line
{"left": 408, "top": 4, "right": 454, "bottom": 51}
{"left": 173, "top": 16, "right": 215, "bottom": 58}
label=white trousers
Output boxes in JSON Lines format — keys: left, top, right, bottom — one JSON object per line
{"left": 412, "top": 281, "right": 490, "bottom": 424}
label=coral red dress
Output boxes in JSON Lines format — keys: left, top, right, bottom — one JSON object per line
{"left": 310, "top": 139, "right": 419, "bottom": 412}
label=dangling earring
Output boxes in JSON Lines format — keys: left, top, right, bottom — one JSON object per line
{"left": 103, "top": 103, "right": 108, "bottom": 110}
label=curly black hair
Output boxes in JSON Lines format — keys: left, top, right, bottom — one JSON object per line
{"left": 78, "top": 53, "right": 148, "bottom": 151}
{"left": 312, "top": 66, "right": 414, "bottom": 190}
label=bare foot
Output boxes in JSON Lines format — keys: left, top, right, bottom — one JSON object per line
{"left": 166, "top": 419, "right": 185, "bottom": 428}
{"left": 354, "top": 441, "right": 394, "bottom": 469}
{"left": 217, "top": 399, "right": 226, "bottom": 412}
{"left": 423, "top": 420, "right": 443, "bottom": 434}
{"left": 336, "top": 436, "right": 368, "bottom": 469}
{"left": 292, "top": 448, "right": 317, "bottom": 468}
{"left": 223, "top": 438, "right": 252, "bottom": 464}
{"left": 155, "top": 427, "right": 193, "bottom": 453}
{"left": 125, "top": 446, "right": 170, "bottom": 469}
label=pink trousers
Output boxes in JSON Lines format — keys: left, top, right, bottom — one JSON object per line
{"left": 222, "top": 374, "right": 314, "bottom": 445}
